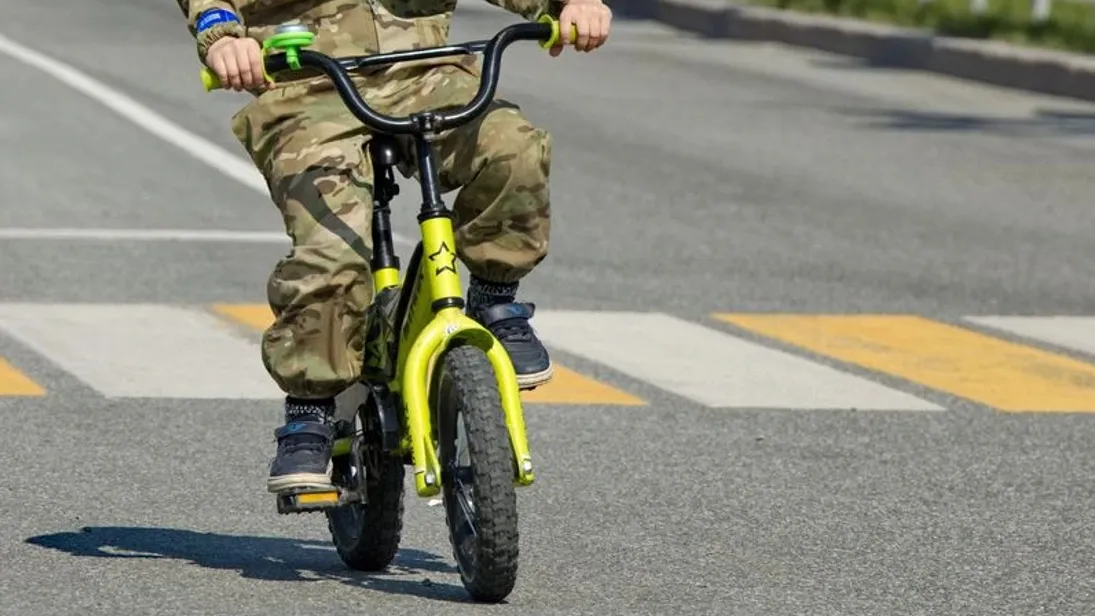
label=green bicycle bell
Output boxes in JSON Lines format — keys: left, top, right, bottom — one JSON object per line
{"left": 263, "top": 23, "right": 316, "bottom": 70}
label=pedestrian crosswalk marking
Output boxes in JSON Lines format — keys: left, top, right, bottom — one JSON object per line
{"left": 8, "top": 304, "right": 1095, "bottom": 412}
{"left": 0, "top": 303, "right": 281, "bottom": 399}
{"left": 521, "top": 365, "right": 646, "bottom": 406}
{"left": 529, "top": 310, "right": 942, "bottom": 410}
{"left": 0, "top": 357, "right": 45, "bottom": 397}
{"left": 210, "top": 303, "right": 275, "bottom": 333}
{"left": 211, "top": 304, "right": 646, "bottom": 406}
{"left": 716, "top": 314, "right": 1095, "bottom": 413}
{"left": 964, "top": 316, "right": 1095, "bottom": 357}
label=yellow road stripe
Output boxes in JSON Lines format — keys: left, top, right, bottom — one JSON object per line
{"left": 212, "top": 303, "right": 274, "bottom": 332}
{"left": 0, "top": 357, "right": 45, "bottom": 396}
{"left": 522, "top": 365, "right": 645, "bottom": 405}
{"left": 213, "top": 304, "right": 644, "bottom": 406}
{"left": 714, "top": 313, "right": 1095, "bottom": 412}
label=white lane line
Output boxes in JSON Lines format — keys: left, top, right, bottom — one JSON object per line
{"left": 0, "top": 303, "right": 283, "bottom": 399}
{"left": 0, "top": 33, "right": 411, "bottom": 246}
{"left": 0, "top": 32, "right": 268, "bottom": 193}
{"left": 531, "top": 310, "right": 943, "bottom": 410}
{"left": 964, "top": 316, "right": 1095, "bottom": 356}
{"left": 0, "top": 228, "right": 290, "bottom": 243}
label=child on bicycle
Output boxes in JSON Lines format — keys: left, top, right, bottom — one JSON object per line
{"left": 175, "top": 0, "right": 612, "bottom": 497}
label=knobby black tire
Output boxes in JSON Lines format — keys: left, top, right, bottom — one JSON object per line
{"left": 327, "top": 402, "right": 406, "bottom": 572}
{"left": 437, "top": 344, "right": 519, "bottom": 603}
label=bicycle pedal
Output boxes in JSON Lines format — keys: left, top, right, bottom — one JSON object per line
{"left": 276, "top": 488, "right": 343, "bottom": 515}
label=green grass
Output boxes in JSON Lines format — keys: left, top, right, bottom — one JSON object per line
{"left": 746, "top": 0, "right": 1095, "bottom": 53}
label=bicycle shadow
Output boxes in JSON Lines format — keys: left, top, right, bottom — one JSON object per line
{"left": 26, "top": 526, "right": 473, "bottom": 603}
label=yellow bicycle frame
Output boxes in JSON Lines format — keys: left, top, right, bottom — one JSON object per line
{"left": 329, "top": 219, "right": 536, "bottom": 498}
{"left": 388, "top": 219, "right": 535, "bottom": 498}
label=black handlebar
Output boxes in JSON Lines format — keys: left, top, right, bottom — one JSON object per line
{"left": 261, "top": 21, "right": 555, "bottom": 134}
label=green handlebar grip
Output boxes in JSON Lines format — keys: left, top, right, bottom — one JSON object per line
{"left": 200, "top": 67, "right": 221, "bottom": 91}
{"left": 199, "top": 65, "right": 274, "bottom": 92}
{"left": 537, "top": 15, "right": 580, "bottom": 49}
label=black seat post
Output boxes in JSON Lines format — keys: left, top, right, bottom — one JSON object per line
{"left": 368, "top": 135, "right": 402, "bottom": 273}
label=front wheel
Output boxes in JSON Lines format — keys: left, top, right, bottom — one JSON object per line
{"left": 435, "top": 344, "right": 519, "bottom": 603}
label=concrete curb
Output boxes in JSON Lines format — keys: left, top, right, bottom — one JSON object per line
{"left": 612, "top": 0, "right": 1095, "bottom": 102}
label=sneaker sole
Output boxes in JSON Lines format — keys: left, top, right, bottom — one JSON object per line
{"left": 516, "top": 363, "right": 554, "bottom": 390}
{"left": 267, "top": 472, "right": 335, "bottom": 494}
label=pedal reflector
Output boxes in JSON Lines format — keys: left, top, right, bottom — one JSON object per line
{"left": 296, "top": 491, "right": 340, "bottom": 505}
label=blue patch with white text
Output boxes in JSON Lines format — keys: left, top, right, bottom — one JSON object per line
{"left": 196, "top": 8, "right": 239, "bottom": 32}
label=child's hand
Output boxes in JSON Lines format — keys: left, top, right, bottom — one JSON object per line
{"left": 206, "top": 36, "right": 267, "bottom": 91}
{"left": 551, "top": 0, "right": 612, "bottom": 57}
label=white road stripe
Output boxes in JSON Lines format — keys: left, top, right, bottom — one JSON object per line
{"left": 531, "top": 311, "right": 943, "bottom": 410}
{"left": 964, "top": 316, "right": 1095, "bottom": 356}
{"left": 0, "top": 304, "right": 282, "bottom": 399}
{"left": 0, "top": 34, "right": 411, "bottom": 246}
{"left": 0, "top": 228, "right": 290, "bottom": 243}
{"left": 0, "top": 33, "right": 268, "bottom": 193}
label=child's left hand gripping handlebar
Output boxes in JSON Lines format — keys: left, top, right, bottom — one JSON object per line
{"left": 199, "top": 16, "right": 577, "bottom": 92}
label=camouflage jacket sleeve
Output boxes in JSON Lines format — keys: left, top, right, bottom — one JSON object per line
{"left": 482, "top": 0, "right": 565, "bottom": 21}
{"left": 175, "top": 1, "right": 247, "bottom": 62}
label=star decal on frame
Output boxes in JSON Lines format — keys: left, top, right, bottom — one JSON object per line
{"left": 428, "top": 241, "right": 458, "bottom": 275}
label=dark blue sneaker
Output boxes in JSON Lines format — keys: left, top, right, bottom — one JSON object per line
{"left": 471, "top": 302, "right": 553, "bottom": 389}
{"left": 266, "top": 420, "right": 336, "bottom": 493}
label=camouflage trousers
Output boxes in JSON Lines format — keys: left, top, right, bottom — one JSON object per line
{"left": 231, "top": 63, "right": 553, "bottom": 400}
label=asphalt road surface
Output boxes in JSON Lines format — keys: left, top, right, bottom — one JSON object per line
{"left": 2, "top": 1, "right": 1095, "bottom": 614}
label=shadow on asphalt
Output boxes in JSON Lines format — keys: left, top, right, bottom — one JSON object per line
{"left": 26, "top": 526, "right": 473, "bottom": 603}
{"left": 834, "top": 106, "right": 1095, "bottom": 137}
{"left": 811, "top": 55, "right": 1095, "bottom": 137}
{"left": 810, "top": 56, "right": 930, "bottom": 71}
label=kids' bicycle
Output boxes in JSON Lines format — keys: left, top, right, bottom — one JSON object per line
{"left": 200, "top": 15, "right": 577, "bottom": 604}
